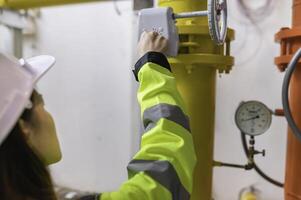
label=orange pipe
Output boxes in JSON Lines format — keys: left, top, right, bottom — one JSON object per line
{"left": 275, "top": 0, "right": 301, "bottom": 199}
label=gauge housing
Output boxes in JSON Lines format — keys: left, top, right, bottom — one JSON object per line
{"left": 235, "top": 101, "right": 272, "bottom": 136}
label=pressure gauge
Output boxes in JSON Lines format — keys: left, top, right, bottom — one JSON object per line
{"left": 235, "top": 101, "right": 272, "bottom": 136}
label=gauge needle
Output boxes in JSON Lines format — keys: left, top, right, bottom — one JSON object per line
{"left": 242, "top": 115, "right": 260, "bottom": 122}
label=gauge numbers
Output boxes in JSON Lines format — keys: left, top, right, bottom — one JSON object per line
{"left": 235, "top": 101, "right": 272, "bottom": 136}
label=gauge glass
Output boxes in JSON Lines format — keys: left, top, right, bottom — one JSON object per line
{"left": 235, "top": 101, "right": 272, "bottom": 136}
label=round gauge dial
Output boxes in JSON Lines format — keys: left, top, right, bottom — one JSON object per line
{"left": 235, "top": 101, "right": 272, "bottom": 136}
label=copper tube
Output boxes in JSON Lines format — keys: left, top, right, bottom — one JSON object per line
{"left": 275, "top": 0, "right": 301, "bottom": 199}
{"left": 293, "top": 0, "right": 301, "bottom": 27}
{"left": 274, "top": 109, "right": 285, "bottom": 117}
{"left": 285, "top": 65, "right": 301, "bottom": 200}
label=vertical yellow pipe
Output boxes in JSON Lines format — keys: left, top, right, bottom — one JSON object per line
{"left": 158, "top": 1, "right": 235, "bottom": 199}
{"left": 174, "top": 65, "right": 216, "bottom": 200}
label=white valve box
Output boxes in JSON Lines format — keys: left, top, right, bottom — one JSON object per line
{"left": 138, "top": 7, "right": 179, "bottom": 57}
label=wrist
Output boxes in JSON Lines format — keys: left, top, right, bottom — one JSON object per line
{"left": 133, "top": 52, "right": 171, "bottom": 82}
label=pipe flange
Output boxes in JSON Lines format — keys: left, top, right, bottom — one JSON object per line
{"left": 208, "top": 0, "right": 228, "bottom": 45}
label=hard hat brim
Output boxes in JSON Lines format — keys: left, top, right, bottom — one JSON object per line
{"left": 0, "top": 54, "right": 55, "bottom": 146}
{"left": 20, "top": 55, "right": 56, "bottom": 83}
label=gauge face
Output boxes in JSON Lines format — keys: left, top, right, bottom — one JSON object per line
{"left": 235, "top": 101, "right": 272, "bottom": 136}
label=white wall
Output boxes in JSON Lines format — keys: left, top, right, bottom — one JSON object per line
{"left": 17, "top": 0, "right": 292, "bottom": 199}
{"left": 214, "top": 0, "right": 291, "bottom": 199}
{"left": 23, "top": 1, "right": 137, "bottom": 192}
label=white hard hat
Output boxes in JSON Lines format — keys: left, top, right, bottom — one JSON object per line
{"left": 0, "top": 53, "right": 55, "bottom": 146}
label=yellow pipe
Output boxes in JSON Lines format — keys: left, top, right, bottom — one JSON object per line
{"left": 241, "top": 192, "right": 258, "bottom": 200}
{"left": 158, "top": 0, "right": 235, "bottom": 199}
{"left": 0, "top": 0, "right": 103, "bottom": 9}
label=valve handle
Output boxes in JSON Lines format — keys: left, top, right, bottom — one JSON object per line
{"left": 173, "top": 0, "right": 228, "bottom": 45}
{"left": 260, "top": 149, "right": 266, "bottom": 157}
{"left": 254, "top": 149, "right": 266, "bottom": 157}
{"left": 208, "top": 0, "right": 228, "bottom": 45}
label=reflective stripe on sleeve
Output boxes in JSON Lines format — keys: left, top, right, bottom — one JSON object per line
{"left": 143, "top": 103, "right": 191, "bottom": 132}
{"left": 127, "top": 160, "right": 190, "bottom": 200}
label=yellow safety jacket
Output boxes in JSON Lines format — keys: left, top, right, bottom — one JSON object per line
{"left": 83, "top": 52, "right": 197, "bottom": 200}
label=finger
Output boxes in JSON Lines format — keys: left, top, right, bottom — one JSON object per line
{"left": 153, "top": 31, "right": 159, "bottom": 37}
{"left": 161, "top": 40, "right": 168, "bottom": 49}
{"left": 158, "top": 37, "right": 167, "bottom": 43}
{"left": 140, "top": 31, "right": 148, "bottom": 39}
{"left": 147, "top": 31, "right": 158, "bottom": 39}
{"left": 158, "top": 34, "right": 167, "bottom": 40}
{"left": 138, "top": 34, "right": 145, "bottom": 43}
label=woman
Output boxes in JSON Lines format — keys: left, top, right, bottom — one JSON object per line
{"left": 0, "top": 32, "right": 197, "bottom": 200}
{"left": 0, "top": 54, "right": 61, "bottom": 200}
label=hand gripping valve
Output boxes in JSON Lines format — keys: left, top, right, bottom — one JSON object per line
{"left": 138, "top": 0, "right": 228, "bottom": 57}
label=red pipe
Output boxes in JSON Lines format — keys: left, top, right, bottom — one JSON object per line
{"left": 275, "top": 0, "right": 301, "bottom": 199}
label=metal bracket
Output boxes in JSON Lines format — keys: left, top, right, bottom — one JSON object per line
{"left": 133, "top": 0, "right": 153, "bottom": 11}
{"left": 0, "top": 9, "right": 27, "bottom": 29}
{"left": 0, "top": 9, "right": 30, "bottom": 57}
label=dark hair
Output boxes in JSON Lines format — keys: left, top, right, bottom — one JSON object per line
{"left": 0, "top": 91, "right": 57, "bottom": 200}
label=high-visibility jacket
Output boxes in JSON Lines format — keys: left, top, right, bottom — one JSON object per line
{"left": 83, "top": 52, "right": 197, "bottom": 200}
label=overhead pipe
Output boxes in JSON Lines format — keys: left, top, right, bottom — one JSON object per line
{"left": 0, "top": 0, "right": 108, "bottom": 9}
